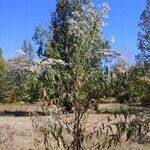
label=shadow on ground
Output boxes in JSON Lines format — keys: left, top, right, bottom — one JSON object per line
{"left": 0, "top": 110, "right": 45, "bottom": 117}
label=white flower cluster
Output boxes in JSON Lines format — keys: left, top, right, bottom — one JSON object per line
{"left": 110, "top": 35, "right": 116, "bottom": 44}
{"left": 6, "top": 57, "right": 29, "bottom": 72}
{"left": 30, "top": 58, "right": 66, "bottom": 74}
{"left": 101, "top": 49, "right": 122, "bottom": 57}
{"left": 41, "top": 58, "right": 66, "bottom": 66}
{"left": 68, "top": 2, "right": 110, "bottom": 38}
{"left": 101, "top": 2, "right": 110, "bottom": 18}
{"left": 7, "top": 56, "right": 66, "bottom": 75}
{"left": 16, "top": 49, "right": 26, "bottom": 57}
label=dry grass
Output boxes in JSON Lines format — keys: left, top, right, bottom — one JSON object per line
{"left": 0, "top": 103, "right": 41, "bottom": 112}
{"left": 0, "top": 103, "right": 149, "bottom": 150}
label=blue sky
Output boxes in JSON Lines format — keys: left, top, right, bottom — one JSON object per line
{"left": 0, "top": 0, "right": 146, "bottom": 64}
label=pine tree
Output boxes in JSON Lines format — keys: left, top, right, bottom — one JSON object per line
{"left": 47, "top": 0, "right": 71, "bottom": 61}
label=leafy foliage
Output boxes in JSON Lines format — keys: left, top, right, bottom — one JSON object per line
{"left": 0, "top": 0, "right": 150, "bottom": 150}
{"left": 136, "top": 0, "right": 150, "bottom": 74}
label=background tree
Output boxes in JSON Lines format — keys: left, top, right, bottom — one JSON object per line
{"left": 136, "top": 0, "right": 150, "bottom": 76}
{"left": 0, "top": 48, "right": 5, "bottom": 73}
{"left": 133, "top": 0, "right": 150, "bottom": 104}
{"left": 0, "top": 49, "right": 13, "bottom": 102}
{"left": 21, "top": 40, "right": 34, "bottom": 66}
{"left": 32, "top": 26, "right": 49, "bottom": 58}
{"left": 109, "top": 57, "right": 130, "bottom": 102}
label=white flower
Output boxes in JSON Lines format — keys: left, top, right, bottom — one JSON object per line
{"left": 101, "top": 49, "right": 121, "bottom": 57}
{"left": 101, "top": 2, "right": 110, "bottom": 18}
{"left": 101, "top": 49, "right": 114, "bottom": 56}
{"left": 16, "top": 49, "right": 26, "bottom": 56}
{"left": 100, "top": 21, "right": 108, "bottom": 27}
{"left": 68, "top": 19, "right": 76, "bottom": 24}
{"left": 30, "top": 64, "right": 41, "bottom": 74}
{"left": 40, "top": 58, "right": 66, "bottom": 66}
{"left": 102, "top": 2, "right": 110, "bottom": 10}
{"left": 72, "top": 11, "right": 81, "bottom": 17}
{"left": 54, "top": 59, "right": 66, "bottom": 65}
{"left": 110, "top": 35, "right": 116, "bottom": 43}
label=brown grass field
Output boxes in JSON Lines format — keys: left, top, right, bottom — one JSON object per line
{"left": 0, "top": 103, "right": 150, "bottom": 150}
